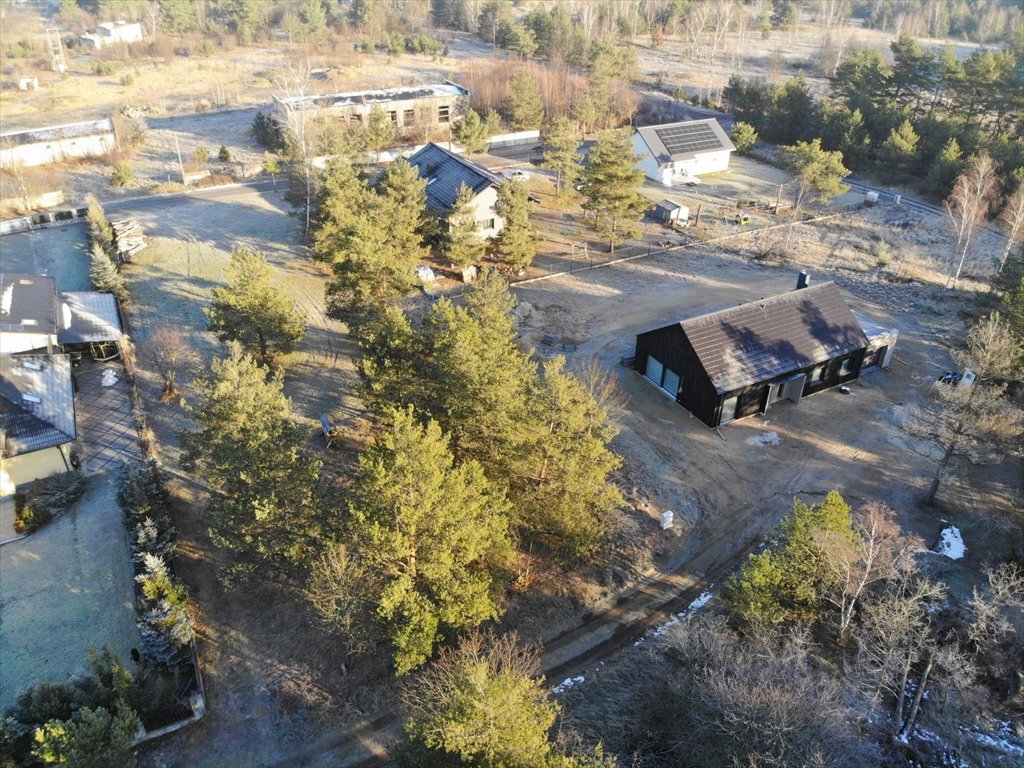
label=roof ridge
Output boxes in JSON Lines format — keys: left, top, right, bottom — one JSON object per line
{"left": 680, "top": 282, "right": 837, "bottom": 328}
{"left": 422, "top": 142, "right": 502, "bottom": 184}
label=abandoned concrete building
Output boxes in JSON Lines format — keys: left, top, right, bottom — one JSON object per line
{"left": 273, "top": 81, "right": 469, "bottom": 136}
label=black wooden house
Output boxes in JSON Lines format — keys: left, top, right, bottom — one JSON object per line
{"left": 633, "top": 281, "right": 870, "bottom": 427}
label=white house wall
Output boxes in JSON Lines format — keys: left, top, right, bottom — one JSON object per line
{"left": 470, "top": 185, "right": 504, "bottom": 239}
{"left": 0, "top": 446, "right": 69, "bottom": 496}
{"left": 632, "top": 133, "right": 663, "bottom": 184}
{"left": 0, "top": 331, "right": 56, "bottom": 355}
{"left": 672, "top": 150, "right": 732, "bottom": 177}
{"left": 0, "top": 133, "right": 117, "bottom": 169}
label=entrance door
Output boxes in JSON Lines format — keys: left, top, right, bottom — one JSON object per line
{"left": 719, "top": 394, "right": 739, "bottom": 424}
{"left": 781, "top": 372, "right": 807, "bottom": 403}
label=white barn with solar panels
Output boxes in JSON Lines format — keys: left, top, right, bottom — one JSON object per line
{"left": 632, "top": 118, "right": 735, "bottom": 187}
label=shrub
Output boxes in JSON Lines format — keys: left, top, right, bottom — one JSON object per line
{"left": 251, "top": 111, "right": 284, "bottom": 149}
{"left": 872, "top": 240, "right": 892, "bottom": 266}
{"left": 218, "top": 144, "right": 231, "bottom": 162}
{"left": 32, "top": 471, "right": 88, "bottom": 515}
{"left": 92, "top": 60, "right": 117, "bottom": 76}
{"left": 197, "top": 40, "right": 214, "bottom": 57}
{"left": 13, "top": 491, "right": 51, "bottom": 534}
{"left": 193, "top": 146, "right": 209, "bottom": 165}
{"left": 109, "top": 162, "right": 134, "bottom": 187}
{"left": 119, "top": 71, "right": 135, "bottom": 86}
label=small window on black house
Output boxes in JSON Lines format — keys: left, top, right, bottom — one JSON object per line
{"left": 839, "top": 358, "right": 854, "bottom": 377}
{"left": 438, "top": 105, "right": 450, "bottom": 123}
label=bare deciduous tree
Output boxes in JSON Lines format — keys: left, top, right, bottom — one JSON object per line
{"left": 274, "top": 63, "right": 315, "bottom": 236}
{"left": 306, "top": 543, "right": 379, "bottom": 657}
{"left": 819, "top": 503, "right": 922, "bottom": 642}
{"left": 997, "top": 185, "right": 1024, "bottom": 274}
{"left": 853, "top": 574, "right": 973, "bottom": 744}
{"left": 147, "top": 326, "right": 200, "bottom": 398}
{"left": 944, "top": 154, "right": 998, "bottom": 289}
{"left": 903, "top": 312, "right": 1024, "bottom": 505}
{"left": 968, "top": 563, "right": 1024, "bottom": 650}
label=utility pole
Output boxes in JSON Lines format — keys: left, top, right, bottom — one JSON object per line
{"left": 174, "top": 135, "right": 185, "bottom": 183}
{"left": 775, "top": 183, "right": 784, "bottom": 215}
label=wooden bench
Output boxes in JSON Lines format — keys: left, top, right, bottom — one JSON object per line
{"left": 320, "top": 414, "right": 340, "bottom": 447}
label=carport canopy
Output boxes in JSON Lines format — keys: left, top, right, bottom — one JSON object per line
{"left": 57, "top": 292, "right": 122, "bottom": 345}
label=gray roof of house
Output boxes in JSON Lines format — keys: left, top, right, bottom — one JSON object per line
{"left": 58, "top": 292, "right": 123, "bottom": 344}
{"left": 655, "top": 199, "right": 683, "bottom": 211}
{"left": 0, "top": 354, "right": 76, "bottom": 456}
{"left": 853, "top": 311, "right": 899, "bottom": 342}
{"left": 407, "top": 142, "right": 503, "bottom": 212}
{"left": 1, "top": 273, "right": 57, "bottom": 335}
{"left": 675, "top": 282, "right": 868, "bottom": 395}
{"left": 635, "top": 118, "right": 735, "bottom": 165}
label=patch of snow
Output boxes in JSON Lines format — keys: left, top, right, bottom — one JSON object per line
{"left": 100, "top": 369, "right": 119, "bottom": 387}
{"left": 962, "top": 727, "right": 1024, "bottom": 757}
{"left": 552, "top": 675, "right": 585, "bottom": 695}
{"left": 687, "top": 590, "right": 713, "bottom": 613}
{"left": 745, "top": 431, "right": 780, "bottom": 446}
{"left": 935, "top": 526, "right": 965, "bottom": 560}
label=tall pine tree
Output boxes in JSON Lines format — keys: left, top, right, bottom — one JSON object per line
{"left": 443, "top": 183, "right": 486, "bottom": 268}
{"left": 580, "top": 130, "right": 647, "bottom": 251}
{"left": 180, "top": 342, "right": 322, "bottom": 585}
{"left": 350, "top": 406, "right": 513, "bottom": 674}
{"left": 540, "top": 117, "right": 582, "bottom": 196}
{"left": 506, "top": 69, "right": 545, "bottom": 130}
{"left": 493, "top": 180, "right": 536, "bottom": 270}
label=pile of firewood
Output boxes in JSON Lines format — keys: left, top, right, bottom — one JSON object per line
{"left": 111, "top": 219, "right": 146, "bottom": 263}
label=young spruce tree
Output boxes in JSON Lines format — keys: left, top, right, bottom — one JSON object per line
{"left": 493, "top": 179, "right": 536, "bottom": 271}
{"left": 443, "top": 182, "right": 486, "bottom": 268}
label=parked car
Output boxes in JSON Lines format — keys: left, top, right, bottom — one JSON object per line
{"left": 501, "top": 168, "right": 530, "bottom": 182}
{"left": 677, "top": 175, "right": 701, "bottom": 186}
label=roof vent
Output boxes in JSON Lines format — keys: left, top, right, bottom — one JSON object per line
{"left": 22, "top": 394, "right": 42, "bottom": 404}
{"left": 18, "top": 279, "right": 34, "bottom": 285}
{"left": 796, "top": 271, "right": 810, "bottom": 290}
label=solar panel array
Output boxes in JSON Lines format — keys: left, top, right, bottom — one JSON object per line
{"left": 655, "top": 123, "right": 722, "bottom": 155}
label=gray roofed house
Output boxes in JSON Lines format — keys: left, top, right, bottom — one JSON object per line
{"left": 58, "top": 292, "right": 123, "bottom": 345}
{"left": 0, "top": 354, "right": 76, "bottom": 457}
{"left": 1, "top": 274, "right": 58, "bottom": 354}
{"left": 633, "top": 281, "right": 875, "bottom": 427}
{"left": 407, "top": 142, "right": 507, "bottom": 239}
{"left": 632, "top": 118, "right": 736, "bottom": 187}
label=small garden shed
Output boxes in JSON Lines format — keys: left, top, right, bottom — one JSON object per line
{"left": 652, "top": 199, "right": 688, "bottom": 223}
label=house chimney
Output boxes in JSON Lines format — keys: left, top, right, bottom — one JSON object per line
{"left": 796, "top": 271, "right": 810, "bottom": 290}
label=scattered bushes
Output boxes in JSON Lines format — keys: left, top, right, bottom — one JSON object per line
{"left": 359, "top": 33, "right": 445, "bottom": 56}
{"left": 192, "top": 146, "right": 209, "bottom": 165}
{"left": 13, "top": 472, "right": 88, "bottom": 534}
{"left": 217, "top": 145, "right": 231, "bottom": 162}
{"left": 109, "top": 162, "right": 134, "bottom": 187}
{"left": 251, "top": 111, "right": 284, "bottom": 150}
{"left": 92, "top": 60, "right": 117, "bottom": 76}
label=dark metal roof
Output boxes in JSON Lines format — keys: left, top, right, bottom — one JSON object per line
{"left": 0, "top": 273, "right": 57, "bottom": 335}
{"left": 58, "top": 292, "right": 123, "bottom": 344}
{"left": 635, "top": 118, "right": 735, "bottom": 165}
{"left": 654, "top": 199, "right": 683, "bottom": 211}
{"left": 675, "top": 282, "right": 868, "bottom": 395}
{"left": 0, "top": 354, "right": 76, "bottom": 456}
{"left": 407, "top": 142, "right": 502, "bottom": 212}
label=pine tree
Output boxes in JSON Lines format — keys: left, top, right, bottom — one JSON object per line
{"left": 32, "top": 705, "right": 140, "bottom": 768}
{"left": 299, "top": 0, "right": 326, "bottom": 34}
{"left": 313, "top": 157, "right": 370, "bottom": 262}
{"left": 729, "top": 122, "right": 758, "bottom": 155}
{"left": 580, "top": 130, "right": 647, "bottom": 251}
{"left": 444, "top": 183, "right": 486, "bottom": 268}
{"left": 366, "top": 104, "right": 396, "bottom": 162}
{"left": 493, "top": 180, "right": 535, "bottom": 270}
{"left": 452, "top": 108, "right": 489, "bottom": 153}
{"left": 425, "top": 269, "right": 538, "bottom": 480}
{"left": 377, "top": 157, "right": 432, "bottom": 251}
{"left": 327, "top": 195, "right": 422, "bottom": 320}
{"left": 357, "top": 306, "right": 428, "bottom": 416}
{"left": 523, "top": 356, "right": 623, "bottom": 558}
{"left": 205, "top": 245, "right": 306, "bottom": 365}
{"left": 180, "top": 342, "right": 322, "bottom": 585}
{"left": 89, "top": 242, "right": 125, "bottom": 297}
{"left": 540, "top": 116, "right": 581, "bottom": 196}
{"left": 879, "top": 119, "right": 920, "bottom": 176}
{"left": 925, "top": 137, "right": 963, "bottom": 198}
{"left": 403, "top": 632, "right": 561, "bottom": 765}
{"left": 350, "top": 407, "right": 513, "bottom": 674}
{"left": 777, "top": 138, "right": 851, "bottom": 211}
{"left": 506, "top": 69, "right": 545, "bottom": 130}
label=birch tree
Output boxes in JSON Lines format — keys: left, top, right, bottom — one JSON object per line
{"left": 944, "top": 153, "right": 998, "bottom": 289}
{"left": 904, "top": 312, "right": 1024, "bottom": 505}
{"left": 997, "top": 184, "right": 1024, "bottom": 274}
{"left": 274, "top": 64, "right": 315, "bottom": 236}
